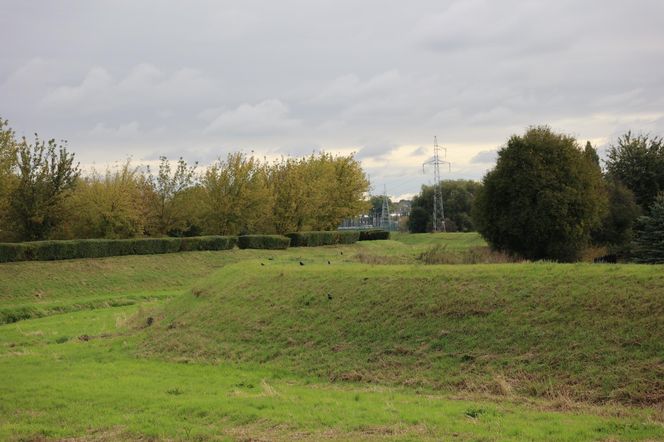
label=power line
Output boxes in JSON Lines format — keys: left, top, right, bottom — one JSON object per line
{"left": 423, "top": 136, "right": 451, "bottom": 232}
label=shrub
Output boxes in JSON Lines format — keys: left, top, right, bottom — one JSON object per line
{"left": 286, "top": 231, "right": 359, "bottom": 247}
{"left": 237, "top": 235, "right": 290, "bottom": 250}
{"left": 358, "top": 229, "right": 390, "bottom": 241}
{"left": 0, "top": 235, "right": 238, "bottom": 263}
{"left": 632, "top": 193, "right": 664, "bottom": 263}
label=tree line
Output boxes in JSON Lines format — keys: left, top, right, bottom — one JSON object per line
{"left": 407, "top": 126, "right": 664, "bottom": 262}
{"left": 0, "top": 118, "right": 369, "bottom": 242}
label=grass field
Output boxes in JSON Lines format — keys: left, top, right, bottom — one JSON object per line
{"left": 1, "top": 233, "right": 663, "bottom": 441}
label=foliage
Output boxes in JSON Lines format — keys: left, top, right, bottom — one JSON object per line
{"left": 269, "top": 153, "right": 369, "bottom": 233}
{"left": 407, "top": 206, "right": 429, "bottom": 233}
{"left": 286, "top": 230, "right": 359, "bottom": 246}
{"left": 202, "top": 153, "right": 274, "bottom": 235}
{"left": 591, "top": 179, "right": 641, "bottom": 254}
{"left": 238, "top": 234, "right": 291, "bottom": 249}
{"left": 473, "top": 126, "right": 607, "bottom": 262}
{"left": 0, "top": 235, "right": 237, "bottom": 263}
{"left": 0, "top": 119, "right": 17, "bottom": 240}
{"left": 409, "top": 180, "right": 483, "bottom": 232}
{"left": 62, "top": 161, "right": 147, "bottom": 239}
{"left": 145, "top": 156, "right": 199, "bottom": 236}
{"left": 606, "top": 131, "right": 664, "bottom": 211}
{"left": 7, "top": 133, "right": 80, "bottom": 241}
{"left": 357, "top": 229, "right": 390, "bottom": 240}
{"left": 631, "top": 193, "right": 664, "bottom": 263}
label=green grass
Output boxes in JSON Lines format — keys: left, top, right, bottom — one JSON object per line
{"left": 143, "top": 262, "right": 664, "bottom": 405}
{"left": 1, "top": 233, "right": 663, "bottom": 440}
{"left": 1, "top": 306, "right": 662, "bottom": 441}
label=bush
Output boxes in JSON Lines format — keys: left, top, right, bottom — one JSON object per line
{"left": 0, "top": 235, "right": 237, "bottom": 263}
{"left": 286, "top": 231, "right": 359, "bottom": 247}
{"left": 358, "top": 229, "right": 390, "bottom": 241}
{"left": 238, "top": 235, "right": 290, "bottom": 250}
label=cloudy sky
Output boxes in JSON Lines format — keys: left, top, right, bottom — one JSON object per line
{"left": 2, "top": 0, "right": 664, "bottom": 199}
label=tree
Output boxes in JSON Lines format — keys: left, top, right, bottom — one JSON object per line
{"left": 409, "top": 180, "right": 482, "bottom": 232}
{"left": 61, "top": 161, "right": 147, "bottom": 239}
{"left": 145, "top": 156, "right": 199, "bottom": 236}
{"left": 408, "top": 206, "right": 429, "bottom": 233}
{"left": 605, "top": 132, "right": 664, "bottom": 211}
{"left": 0, "top": 118, "right": 18, "bottom": 240}
{"left": 632, "top": 193, "right": 664, "bottom": 263}
{"left": 202, "top": 153, "right": 273, "bottom": 235}
{"left": 591, "top": 179, "right": 641, "bottom": 254}
{"left": 9, "top": 134, "right": 80, "bottom": 241}
{"left": 473, "top": 126, "right": 607, "bottom": 262}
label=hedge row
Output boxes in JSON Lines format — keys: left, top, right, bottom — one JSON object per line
{"left": 0, "top": 236, "right": 237, "bottom": 263}
{"left": 238, "top": 235, "right": 291, "bottom": 250}
{"left": 286, "top": 230, "right": 360, "bottom": 247}
{"left": 358, "top": 229, "right": 390, "bottom": 241}
{"left": 0, "top": 229, "right": 390, "bottom": 263}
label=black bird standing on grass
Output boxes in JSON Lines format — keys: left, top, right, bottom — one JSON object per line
{"left": 327, "top": 260, "right": 331, "bottom": 265}
{"left": 327, "top": 293, "right": 333, "bottom": 300}
{"left": 299, "top": 261, "right": 305, "bottom": 266}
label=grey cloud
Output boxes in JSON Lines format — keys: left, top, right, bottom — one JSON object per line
{"left": 1, "top": 0, "right": 664, "bottom": 196}
{"left": 470, "top": 150, "right": 498, "bottom": 164}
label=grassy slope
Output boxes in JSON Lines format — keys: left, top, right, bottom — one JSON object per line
{"left": 1, "top": 306, "right": 662, "bottom": 441}
{"left": 0, "top": 233, "right": 480, "bottom": 323}
{"left": 143, "top": 262, "right": 664, "bottom": 405}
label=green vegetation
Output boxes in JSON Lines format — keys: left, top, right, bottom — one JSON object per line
{"left": 143, "top": 262, "right": 664, "bottom": 405}
{"left": 358, "top": 229, "right": 390, "bottom": 241}
{"left": 474, "top": 126, "right": 606, "bottom": 262}
{"left": 409, "top": 180, "right": 482, "bottom": 232}
{"left": 238, "top": 234, "right": 291, "bottom": 250}
{"left": 287, "top": 230, "right": 360, "bottom": 246}
{"left": 1, "top": 233, "right": 663, "bottom": 440}
{"left": 0, "top": 235, "right": 237, "bottom": 263}
{"left": 632, "top": 193, "right": 664, "bottom": 263}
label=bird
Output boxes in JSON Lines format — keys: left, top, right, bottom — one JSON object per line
{"left": 340, "top": 251, "right": 343, "bottom": 255}
{"left": 299, "top": 261, "right": 305, "bottom": 266}
{"left": 327, "top": 260, "right": 331, "bottom": 265}
{"left": 327, "top": 293, "right": 333, "bottom": 300}
{"left": 268, "top": 257, "right": 274, "bottom": 261}
{"left": 260, "top": 263, "right": 265, "bottom": 266}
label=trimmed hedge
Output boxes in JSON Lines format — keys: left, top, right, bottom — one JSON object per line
{"left": 0, "top": 236, "right": 238, "bottom": 263}
{"left": 358, "top": 229, "right": 390, "bottom": 241}
{"left": 286, "top": 230, "right": 360, "bottom": 247}
{"left": 238, "top": 235, "right": 291, "bottom": 250}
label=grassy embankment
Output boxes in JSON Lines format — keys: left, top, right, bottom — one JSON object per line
{"left": 0, "top": 233, "right": 663, "bottom": 440}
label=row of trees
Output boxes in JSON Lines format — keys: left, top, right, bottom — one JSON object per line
{"left": 0, "top": 118, "right": 369, "bottom": 242}
{"left": 408, "top": 180, "right": 482, "bottom": 233}
{"left": 472, "top": 126, "right": 664, "bottom": 262}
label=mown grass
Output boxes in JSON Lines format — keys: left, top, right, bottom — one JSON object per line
{"left": 142, "top": 262, "right": 664, "bottom": 405}
{"left": 1, "top": 306, "right": 662, "bottom": 441}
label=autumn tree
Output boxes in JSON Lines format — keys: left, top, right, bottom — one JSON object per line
{"left": 8, "top": 134, "right": 80, "bottom": 241}
{"left": 61, "top": 161, "right": 146, "bottom": 239}
{"left": 145, "top": 156, "right": 199, "bottom": 236}
{"left": 202, "top": 153, "right": 274, "bottom": 235}
{"left": 0, "top": 119, "right": 17, "bottom": 240}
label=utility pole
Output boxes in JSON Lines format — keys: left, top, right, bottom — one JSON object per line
{"left": 423, "top": 136, "right": 451, "bottom": 232}
{"left": 380, "top": 185, "right": 390, "bottom": 230}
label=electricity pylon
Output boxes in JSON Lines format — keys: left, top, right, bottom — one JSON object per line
{"left": 423, "top": 136, "right": 451, "bottom": 232}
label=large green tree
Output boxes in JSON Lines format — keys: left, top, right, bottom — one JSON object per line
{"left": 9, "top": 134, "right": 80, "bottom": 241}
{"left": 473, "top": 126, "right": 607, "bottom": 262}
{"left": 605, "top": 132, "right": 664, "bottom": 211}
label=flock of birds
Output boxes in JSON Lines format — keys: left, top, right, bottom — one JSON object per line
{"left": 257, "top": 250, "right": 345, "bottom": 302}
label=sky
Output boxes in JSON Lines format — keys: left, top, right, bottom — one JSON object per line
{"left": 2, "top": 0, "right": 664, "bottom": 200}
